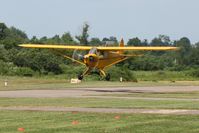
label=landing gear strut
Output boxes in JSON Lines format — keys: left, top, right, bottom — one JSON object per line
{"left": 99, "top": 69, "right": 111, "bottom": 81}
{"left": 77, "top": 68, "right": 91, "bottom": 80}
{"left": 77, "top": 68, "right": 111, "bottom": 81}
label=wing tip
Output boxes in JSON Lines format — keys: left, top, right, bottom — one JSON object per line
{"left": 171, "top": 47, "right": 180, "bottom": 50}
{"left": 18, "top": 44, "right": 27, "bottom": 47}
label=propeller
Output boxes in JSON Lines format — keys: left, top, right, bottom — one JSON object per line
{"left": 72, "top": 49, "right": 86, "bottom": 62}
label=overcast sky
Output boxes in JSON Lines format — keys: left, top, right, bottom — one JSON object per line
{"left": 0, "top": 0, "right": 198, "bottom": 43}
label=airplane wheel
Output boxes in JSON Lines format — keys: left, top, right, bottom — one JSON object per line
{"left": 105, "top": 73, "right": 110, "bottom": 81}
{"left": 78, "top": 74, "right": 83, "bottom": 80}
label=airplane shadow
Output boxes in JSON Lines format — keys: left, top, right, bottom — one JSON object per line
{"left": 86, "top": 89, "right": 150, "bottom": 93}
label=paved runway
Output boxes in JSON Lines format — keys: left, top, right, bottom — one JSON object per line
{"left": 1, "top": 86, "right": 199, "bottom": 114}
{"left": 0, "top": 86, "right": 199, "bottom": 98}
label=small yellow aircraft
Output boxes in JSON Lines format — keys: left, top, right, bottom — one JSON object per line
{"left": 19, "top": 39, "right": 178, "bottom": 80}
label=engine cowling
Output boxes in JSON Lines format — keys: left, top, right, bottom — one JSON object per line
{"left": 84, "top": 54, "right": 99, "bottom": 68}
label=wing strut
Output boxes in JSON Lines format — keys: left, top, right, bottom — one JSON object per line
{"left": 51, "top": 50, "right": 86, "bottom": 66}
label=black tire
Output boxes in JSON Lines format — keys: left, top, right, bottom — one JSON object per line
{"left": 78, "top": 73, "right": 83, "bottom": 80}
{"left": 105, "top": 73, "right": 110, "bottom": 81}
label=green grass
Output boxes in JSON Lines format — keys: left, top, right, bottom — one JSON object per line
{"left": 0, "top": 76, "right": 199, "bottom": 91}
{"left": 0, "top": 72, "right": 198, "bottom": 133}
{"left": 0, "top": 110, "right": 199, "bottom": 133}
{"left": 1, "top": 97, "right": 199, "bottom": 109}
{"left": 135, "top": 70, "right": 199, "bottom": 81}
{"left": 0, "top": 71, "right": 199, "bottom": 133}
{"left": 98, "top": 91, "right": 199, "bottom": 99}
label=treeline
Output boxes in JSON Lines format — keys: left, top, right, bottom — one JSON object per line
{"left": 0, "top": 22, "right": 199, "bottom": 79}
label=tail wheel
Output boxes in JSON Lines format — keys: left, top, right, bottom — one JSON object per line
{"left": 105, "top": 73, "right": 110, "bottom": 81}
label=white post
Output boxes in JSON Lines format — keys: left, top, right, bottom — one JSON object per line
{"left": 4, "top": 80, "right": 8, "bottom": 87}
{"left": 120, "top": 77, "right": 123, "bottom": 82}
{"left": 71, "top": 78, "right": 81, "bottom": 84}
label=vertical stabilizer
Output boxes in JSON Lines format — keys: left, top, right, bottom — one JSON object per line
{"left": 120, "top": 38, "right": 124, "bottom": 47}
{"left": 119, "top": 38, "right": 124, "bottom": 54}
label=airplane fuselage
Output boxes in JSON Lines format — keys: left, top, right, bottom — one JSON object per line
{"left": 83, "top": 50, "right": 127, "bottom": 70}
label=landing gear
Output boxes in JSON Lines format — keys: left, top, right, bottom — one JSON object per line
{"left": 99, "top": 69, "right": 111, "bottom": 81}
{"left": 78, "top": 73, "right": 83, "bottom": 80}
{"left": 105, "top": 73, "right": 110, "bottom": 81}
{"left": 77, "top": 68, "right": 91, "bottom": 80}
{"left": 77, "top": 68, "right": 111, "bottom": 81}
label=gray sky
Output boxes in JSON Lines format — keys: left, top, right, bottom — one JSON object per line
{"left": 0, "top": 0, "right": 198, "bottom": 43}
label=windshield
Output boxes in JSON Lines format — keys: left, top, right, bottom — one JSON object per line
{"left": 89, "top": 47, "right": 97, "bottom": 54}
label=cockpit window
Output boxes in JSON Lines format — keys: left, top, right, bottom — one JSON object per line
{"left": 89, "top": 47, "right": 97, "bottom": 54}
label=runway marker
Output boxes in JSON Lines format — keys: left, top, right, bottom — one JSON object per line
{"left": 72, "top": 111, "right": 78, "bottom": 114}
{"left": 17, "top": 127, "right": 25, "bottom": 132}
{"left": 72, "top": 120, "right": 79, "bottom": 125}
{"left": 114, "top": 115, "right": 120, "bottom": 119}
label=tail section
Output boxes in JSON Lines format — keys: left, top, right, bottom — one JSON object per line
{"left": 120, "top": 38, "right": 124, "bottom": 47}
{"left": 119, "top": 38, "right": 124, "bottom": 54}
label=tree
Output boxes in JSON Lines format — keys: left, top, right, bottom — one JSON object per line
{"left": 76, "top": 23, "right": 89, "bottom": 45}
{"left": 9, "top": 27, "right": 28, "bottom": 39}
{"left": 109, "top": 36, "right": 118, "bottom": 44}
{"left": 150, "top": 37, "right": 164, "bottom": 46}
{"left": 175, "top": 37, "right": 192, "bottom": 65}
{"left": 150, "top": 35, "right": 172, "bottom": 56}
{"left": 150, "top": 35, "right": 171, "bottom": 46}
{"left": 39, "top": 36, "right": 48, "bottom": 43}
{"left": 0, "top": 26, "right": 28, "bottom": 49}
{"left": 123, "top": 55, "right": 166, "bottom": 71}
{"left": 102, "top": 36, "right": 118, "bottom": 46}
{"left": 13, "top": 49, "right": 63, "bottom": 74}
{"left": 0, "top": 23, "right": 8, "bottom": 40}
{"left": 189, "top": 43, "right": 199, "bottom": 66}
{"left": 141, "top": 39, "right": 148, "bottom": 46}
{"left": 89, "top": 38, "right": 101, "bottom": 46}
{"left": 61, "top": 32, "right": 74, "bottom": 44}
{"left": 127, "top": 37, "right": 141, "bottom": 46}
{"left": 49, "top": 35, "right": 61, "bottom": 44}
{"left": 30, "top": 36, "right": 40, "bottom": 43}
{"left": 0, "top": 45, "right": 9, "bottom": 61}
{"left": 102, "top": 37, "right": 109, "bottom": 42}
{"left": 159, "top": 35, "right": 171, "bottom": 46}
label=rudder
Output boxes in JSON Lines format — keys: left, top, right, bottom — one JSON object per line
{"left": 119, "top": 38, "right": 124, "bottom": 54}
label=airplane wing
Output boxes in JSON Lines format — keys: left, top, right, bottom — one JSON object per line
{"left": 19, "top": 44, "right": 179, "bottom": 51}
{"left": 97, "top": 46, "right": 179, "bottom": 51}
{"left": 19, "top": 44, "right": 92, "bottom": 50}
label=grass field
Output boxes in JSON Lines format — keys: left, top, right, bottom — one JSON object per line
{"left": 0, "top": 74, "right": 199, "bottom": 133}
{"left": 135, "top": 70, "right": 199, "bottom": 81}
{"left": 1, "top": 110, "right": 199, "bottom": 133}
{"left": 0, "top": 76, "right": 199, "bottom": 91}
{"left": 98, "top": 91, "right": 199, "bottom": 99}
{"left": 1, "top": 97, "right": 199, "bottom": 109}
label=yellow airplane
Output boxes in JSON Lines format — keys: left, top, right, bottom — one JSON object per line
{"left": 19, "top": 39, "right": 178, "bottom": 80}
